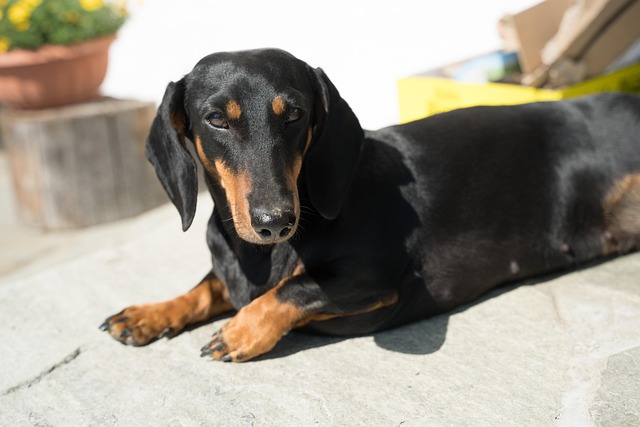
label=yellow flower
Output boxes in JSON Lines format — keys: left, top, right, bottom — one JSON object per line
{"left": 0, "top": 37, "right": 10, "bottom": 53}
{"left": 6, "top": 0, "right": 43, "bottom": 31}
{"left": 8, "top": 3, "right": 30, "bottom": 26}
{"left": 80, "top": 0, "right": 103, "bottom": 12}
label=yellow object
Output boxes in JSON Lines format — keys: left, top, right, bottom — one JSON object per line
{"left": 0, "top": 37, "right": 9, "bottom": 53}
{"left": 8, "top": 2, "right": 30, "bottom": 26}
{"left": 397, "top": 62, "right": 640, "bottom": 123}
{"left": 80, "top": 0, "right": 103, "bottom": 12}
{"left": 6, "top": 0, "right": 42, "bottom": 32}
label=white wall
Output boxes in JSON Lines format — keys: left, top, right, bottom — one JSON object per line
{"left": 102, "top": 0, "right": 538, "bottom": 129}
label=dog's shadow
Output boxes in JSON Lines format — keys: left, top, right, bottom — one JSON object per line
{"left": 261, "top": 256, "right": 620, "bottom": 361}
{"left": 259, "top": 309, "right": 452, "bottom": 361}
{"left": 176, "top": 255, "right": 614, "bottom": 362}
{"left": 256, "top": 287, "right": 506, "bottom": 361}
{"left": 178, "top": 308, "right": 449, "bottom": 360}
{"left": 259, "top": 278, "right": 550, "bottom": 361}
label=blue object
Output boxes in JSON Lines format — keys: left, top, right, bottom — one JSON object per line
{"left": 452, "top": 51, "right": 521, "bottom": 83}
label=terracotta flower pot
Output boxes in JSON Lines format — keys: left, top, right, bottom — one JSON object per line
{"left": 0, "top": 35, "right": 115, "bottom": 110}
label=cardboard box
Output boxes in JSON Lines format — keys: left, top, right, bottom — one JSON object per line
{"left": 397, "top": 61, "right": 640, "bottom": 123}
{"left": 503, "top": 0, "right": 640, "bottom": 86}
{"left": 501, "top": 0, "right": 571, "bottom": 74}
{"left": 577, "top": 0, "right": 640, "bottom": 77}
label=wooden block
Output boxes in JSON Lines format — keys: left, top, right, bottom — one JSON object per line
{"left": 0, "top": 98, "right": 168, "bottom": 229}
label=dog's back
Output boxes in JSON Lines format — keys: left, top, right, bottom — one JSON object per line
{"left": 363, "top": 92, "right": 640, "bottom": 319}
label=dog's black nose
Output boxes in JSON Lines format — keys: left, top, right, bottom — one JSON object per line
{"left": 250, "top": 208, "right": 296, "bottom": 242}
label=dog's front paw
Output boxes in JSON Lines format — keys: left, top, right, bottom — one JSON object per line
{"left": 200, "top": 305, "right": 292, "bottom": 362}
{"left": 199, "top": 325, "right": 280, "bottom": 363}
{"left": 100, "top": 304, "right": 180, "bottom": 346}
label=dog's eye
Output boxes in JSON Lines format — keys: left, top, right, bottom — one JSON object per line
{"left": 206, "top": 113, "right": 229, "bottom": 129}
{"left": 285, "top": 107, "right": 303, "bottom": 124}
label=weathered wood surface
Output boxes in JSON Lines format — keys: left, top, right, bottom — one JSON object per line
{"left": 1, "top": 98, "right": 168, "bottom": 229}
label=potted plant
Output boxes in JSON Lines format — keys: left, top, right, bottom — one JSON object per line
{"left": 0, "top": 0, "right": 127, "bottom": 109}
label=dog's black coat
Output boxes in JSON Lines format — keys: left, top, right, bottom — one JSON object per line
{"left": 143, "top": 49, "right": 640, "bottom": 344}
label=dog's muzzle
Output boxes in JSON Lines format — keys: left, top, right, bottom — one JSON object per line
{"left": 250, "top": 207, "right": 297, "bottom": 243}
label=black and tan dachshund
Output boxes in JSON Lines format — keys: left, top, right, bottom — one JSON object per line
{"left": 101, "top": 48, "right": 640, "bottom": 362}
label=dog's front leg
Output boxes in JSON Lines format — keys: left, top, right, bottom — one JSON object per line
{"left": 200, "top": 274, "right": 397, "bottom": 362}
{"left": 100, "top": 272, "right": 233, "bottom": 346}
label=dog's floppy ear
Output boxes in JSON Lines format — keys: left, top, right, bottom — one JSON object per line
{"left": 145, "top": 79, "right": 198, "bottom": 231}
{"left": 306, "top": 67, "right": 364, "bottom": 220}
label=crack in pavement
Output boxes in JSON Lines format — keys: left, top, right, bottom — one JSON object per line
{"left": 2, "top": 348, "right": 82, "bottom": 396}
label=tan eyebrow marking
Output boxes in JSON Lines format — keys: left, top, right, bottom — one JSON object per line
{"left": 226, "top": 100, "right": 242, "bottom": 120}
{"left": 272, "top": 96, "right": 286, "bottom": 115}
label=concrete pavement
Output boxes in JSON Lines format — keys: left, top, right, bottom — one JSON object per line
{"left": 1, "top": 164, "right": 639, "bottom": 426}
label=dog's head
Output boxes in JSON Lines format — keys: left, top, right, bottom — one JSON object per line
{"left": 146, "top": 48, "right": 363, "bottom": 244}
